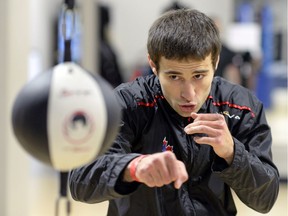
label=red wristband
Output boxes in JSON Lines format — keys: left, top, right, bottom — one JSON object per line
{"left": 129, "top": 155, "right": 147, "bottom": 182}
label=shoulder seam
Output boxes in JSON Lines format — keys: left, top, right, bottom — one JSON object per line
{"left": 208, "top": 95, "right": 255, "bottom": 118}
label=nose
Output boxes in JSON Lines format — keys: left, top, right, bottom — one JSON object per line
{"left": 180, "top": 81, "right": 195, "bottom": 102}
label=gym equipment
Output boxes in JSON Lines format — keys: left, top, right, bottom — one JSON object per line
{"left": 12, "top": 61, "right": 121, "bottom": 171}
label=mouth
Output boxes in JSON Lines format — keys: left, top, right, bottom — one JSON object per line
{"left": 178, "top": 104, "right": 197, "bottom": 113}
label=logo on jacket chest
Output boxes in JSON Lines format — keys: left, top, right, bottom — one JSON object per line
{"left": 162, "top": 137, "right": 173, "bottom": 152}
{"left": 219, "top": 111, "right": 241, "bottom": 120}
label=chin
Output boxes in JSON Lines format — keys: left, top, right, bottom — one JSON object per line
{"left": 178, "top": 112, "right": 191, "bottom": 118}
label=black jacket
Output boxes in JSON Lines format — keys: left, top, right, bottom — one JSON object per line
{"left": 69, "top": 75, "right": 279, "bottom": 216}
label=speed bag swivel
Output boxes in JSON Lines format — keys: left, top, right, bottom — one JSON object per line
{"left": 12, "top": 62, "right": 121, "bottom": 171}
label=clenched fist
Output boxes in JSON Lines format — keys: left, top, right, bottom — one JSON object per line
{"left": 123, "top": 151, "right": 188, "bottom": 189}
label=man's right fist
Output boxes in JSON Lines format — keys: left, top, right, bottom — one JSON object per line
{"left": 124, "top": 151, "right": 188, "bottom": 189}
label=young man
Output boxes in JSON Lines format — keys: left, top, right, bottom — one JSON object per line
{"left": 69, "top": 9, "right": 279, "bottom": 216}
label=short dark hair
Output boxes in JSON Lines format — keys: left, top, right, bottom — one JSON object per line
{"left": 147, "top": 9, "right": 221, "bottom": 70}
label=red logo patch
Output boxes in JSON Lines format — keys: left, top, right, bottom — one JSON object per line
{"left": 162, "top": 137, "right": 173, "bottom": 152}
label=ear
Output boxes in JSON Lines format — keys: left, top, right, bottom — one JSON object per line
{"left": 215, "top": 55, "right": 220, "bottom": 71}
{"left": 147, "top": 54, "right": 157, "bottom": 75}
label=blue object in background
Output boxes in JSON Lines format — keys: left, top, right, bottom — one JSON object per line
{"left": 57, "top": 5, "right": 82, "bottom": 64}
{"left": 237, "top": 2, "right": 254, "bottom": 23}
{"left": 256, "top": 4, "right": 274, "bottom": 109}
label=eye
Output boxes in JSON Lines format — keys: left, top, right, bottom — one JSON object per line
{"left": 169, "top": 75, "right": 180, "bottom": 81}
{"left": 194, "top": 74, "right": 204, "bottom": 80}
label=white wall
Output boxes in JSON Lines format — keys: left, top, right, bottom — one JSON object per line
{"left": 0, "top": 0, "right": 61, "bottom": 215}
{"left": 0, "top": 0, "right": 7, "bottom": 215}
{"left": 4, "top": 0, "right": 30, "bottom": 215}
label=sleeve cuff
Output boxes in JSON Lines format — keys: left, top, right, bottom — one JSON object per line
{"left": 212, "top": 138, "right": 245, "bottom": 173}
{"left": 114, "top": 154, "right": 142, "bottom": 195}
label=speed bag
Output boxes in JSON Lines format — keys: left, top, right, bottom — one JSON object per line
{"left": 12, "top": 62, "right": 121, "bottom": 171}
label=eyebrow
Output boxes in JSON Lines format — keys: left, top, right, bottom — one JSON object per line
{"left": 164, "top": 69, "right": 209, "bottom": 75}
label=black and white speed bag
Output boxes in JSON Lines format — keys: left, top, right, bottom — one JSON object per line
{"left": 12, "top": 62, "right": 121, "bottom": 171}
